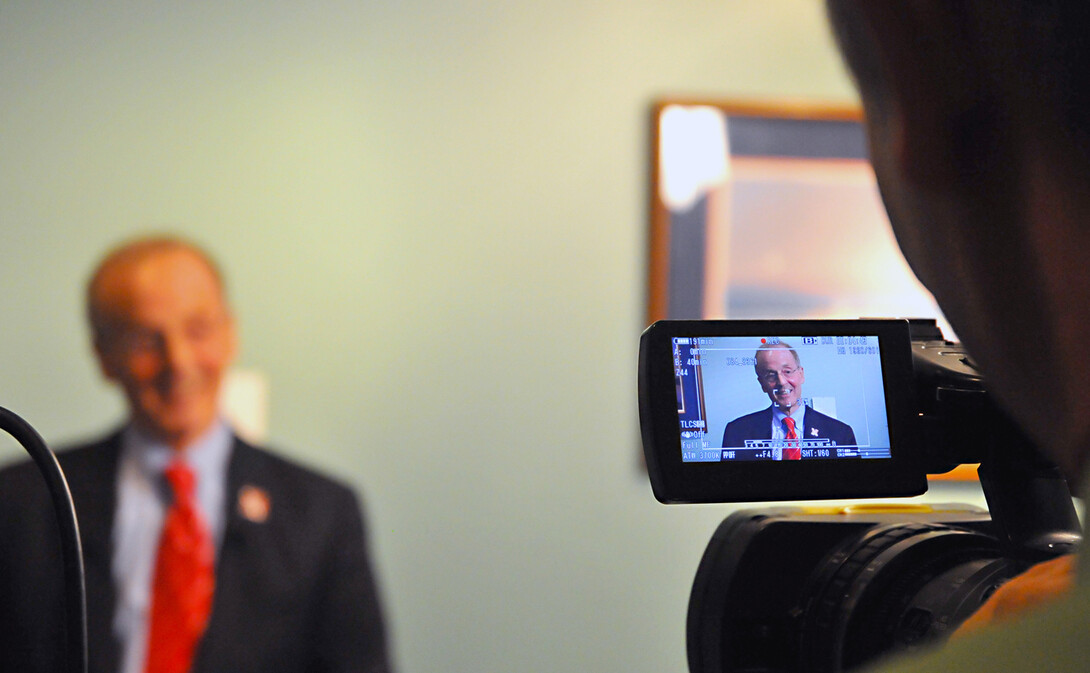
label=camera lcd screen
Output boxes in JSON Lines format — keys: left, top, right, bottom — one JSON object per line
{"left": 639, "top": 320, "right": 927, "bottom": 503}
{"left": 675, "top": 334, "right": 889, "bottom": 462}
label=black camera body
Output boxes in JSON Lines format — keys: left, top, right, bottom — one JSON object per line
{"left": 639, "top": 319, "right": 1081, "bottom": 673}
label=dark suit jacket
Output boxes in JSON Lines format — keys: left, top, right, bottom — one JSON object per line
{"left": 0, "top": 432, "right": 392, "bottom": 673}
{"left": 722, "top": 405, "right": 857, "bottom": 450}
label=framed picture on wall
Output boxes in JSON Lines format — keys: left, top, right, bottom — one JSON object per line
{"left": 647, "top": 99, "right": 950, "bottom": 331}
{"left": 647, "top": 99, "right": 975, "bottom": 480}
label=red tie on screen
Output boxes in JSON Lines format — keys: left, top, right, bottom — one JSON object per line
{"left": 144, "top": 461, "right": 215, "bottom": 673}
{"left": 783, "top": 417, "right": 802, "bottom": 460}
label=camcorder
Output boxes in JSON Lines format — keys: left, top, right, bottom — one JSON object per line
{"left": 638, "top": 318, "right": 1082, "bottom": 673}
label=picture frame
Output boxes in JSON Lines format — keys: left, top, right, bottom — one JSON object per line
{"left": 647, "top": 98, "right": 948, "bottom": 330}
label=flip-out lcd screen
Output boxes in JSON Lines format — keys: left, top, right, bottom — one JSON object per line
{"left": 674, "top": 334, "right": 889, "bottom": 463}
{"left": 639, "top": 320, "right": 926, "bottom": 503}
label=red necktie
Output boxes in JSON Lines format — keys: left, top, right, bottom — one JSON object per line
{"left": 144, "top": 461, "right": 215, "bottom": 673}
{"left": 783, "top": 417, "right": 801, "bottom": 460}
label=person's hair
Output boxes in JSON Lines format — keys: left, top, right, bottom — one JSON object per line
{"left": 826, "top": 1, "right": 1090, "bottom": 157}
{"left": 754, "top": 342, "right": 800, "bottom": 370}
{"left": 86, "top": 235, "right": 227, "bottom": 342}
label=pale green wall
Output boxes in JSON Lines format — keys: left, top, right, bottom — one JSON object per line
{"left": 0, "top": 3, "right": 985, "bottom": 672}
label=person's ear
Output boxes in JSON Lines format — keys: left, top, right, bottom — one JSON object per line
{"left": 224, "top": 311, "right": 239, "bottom": 363}
{"left": 93, "top": 338, "right": 122, "bottom": 383}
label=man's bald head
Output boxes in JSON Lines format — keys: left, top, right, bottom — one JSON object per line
{"left": 87, "top": 236, "right": 236, "bottom": 450}
{"left": 88, "top": 236, "right": 226, "bottom": 344}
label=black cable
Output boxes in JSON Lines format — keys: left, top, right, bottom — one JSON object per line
{"left": 0, "top": 406, "right": 88, "bottom": 673}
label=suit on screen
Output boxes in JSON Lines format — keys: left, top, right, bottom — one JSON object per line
{"left": 721, "top": 405, "right": 857, "bottom": 450}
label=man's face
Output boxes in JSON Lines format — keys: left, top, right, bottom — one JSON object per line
{"left": 93, "top": 249, "right": 236, "bottom": 450}
{"left": 755, "top": 347, "right": 805, "bottom": 413}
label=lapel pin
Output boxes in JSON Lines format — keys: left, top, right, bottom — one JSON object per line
{"left": 811, "top": 427, "right": 819, "bottom": 437}
{"left": 238, "top": 484, "right": 271, "bottom": 523}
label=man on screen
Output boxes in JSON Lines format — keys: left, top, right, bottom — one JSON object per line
{"left": 721, "top": 342, "right": 856, "bottom": 458}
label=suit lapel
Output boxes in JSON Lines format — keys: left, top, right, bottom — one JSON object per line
{"left": 193, "top": 438, "right": 261, "bottom": 673}
{"left": 803, "top": 409, "right": 820, "bottom": 440}
{"left": 63, "top": 433, "right": 124, "bottom": 673}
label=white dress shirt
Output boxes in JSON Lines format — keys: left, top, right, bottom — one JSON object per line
{"left": 770, "top": 404, "right": 805, "bottom": 460}
{"left": 112, "top": 420, "right": 233, "bottom": 673}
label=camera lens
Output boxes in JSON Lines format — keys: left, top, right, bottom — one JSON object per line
{"left": 797, "top": 522, "right": 1020, "bottom": 673}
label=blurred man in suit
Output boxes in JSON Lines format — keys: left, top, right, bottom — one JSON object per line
{"left": 0, "top": 236, "right": 392, "bottom": 673}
